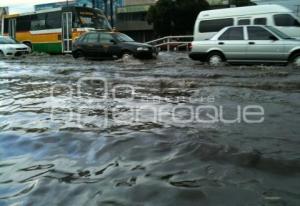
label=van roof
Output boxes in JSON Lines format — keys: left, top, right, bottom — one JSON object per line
{"left": 198, "top": 4, "right": 291, "bottom": 19}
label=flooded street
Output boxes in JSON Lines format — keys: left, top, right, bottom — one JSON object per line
{"left": 0, "top": 53, "right": 300, "bottom": 206}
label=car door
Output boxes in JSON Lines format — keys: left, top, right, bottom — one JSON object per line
{"left": 81, "top": 33, "right": 102, "bottom": 57}
{"left": 99, "top": 33, "right": 120, "bottom": 57}
{"left": 217, "top": 27, "right": 247, "bottom": 61}
{"left": 246, "top": 26, "right": 285, "bottom": 61}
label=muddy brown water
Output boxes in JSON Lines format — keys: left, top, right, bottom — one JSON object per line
{"left": 0, "top": 53, "right": 300, "bottom": 206}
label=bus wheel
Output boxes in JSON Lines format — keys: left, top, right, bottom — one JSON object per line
{"left": 73, "top": 50, "right": 85, "bottom": 59}
{"left": 23, "top": 42, "right": 32, "bottom": 50}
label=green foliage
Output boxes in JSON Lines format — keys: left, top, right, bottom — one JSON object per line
{"left": 147, "top": 0, "right": 210, "bottom": 36}
{"left": 234, "top": 0, "right": 256, "bottom": 7}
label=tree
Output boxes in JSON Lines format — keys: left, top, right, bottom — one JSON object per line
{"left": 147, "top": 0, "right": 210, "bottom": 36}
{"left": 234, "top": 0, "right": 256, "bottom": 7}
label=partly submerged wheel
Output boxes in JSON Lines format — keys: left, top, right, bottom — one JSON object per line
{"left": 0, "top": 51, "right": 4, "bottom": 58}
{"left": 207, "top": 52, "right": 225, "bottom": 67}
{"left": 122, "top": 51, "right": 133, "bottom": 59}
{"left": 290, "top": 53, "right": 300, "bottom": 67}
{"left": 72, "top": 50, "right": 85, "bottom": 59}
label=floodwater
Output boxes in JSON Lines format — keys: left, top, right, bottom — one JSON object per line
{"left": 0, "top": 53, "right": 299, "bottom": 206}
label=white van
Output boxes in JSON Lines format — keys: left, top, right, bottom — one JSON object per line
{"left": 193, "top": 5, "right": 300, "bottom": 41}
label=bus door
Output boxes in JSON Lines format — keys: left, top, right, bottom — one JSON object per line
{"left": 62, "top": 12, "right": 73, "bottom": 53}
{"left": 8, "top": 18, "right": 16, "bottom": 38}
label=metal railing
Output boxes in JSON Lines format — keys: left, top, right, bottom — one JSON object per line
{"left": 146, "top": 35, "right": 193, "bottom": 52}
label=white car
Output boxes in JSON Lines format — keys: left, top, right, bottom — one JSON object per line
{"left": 0, "top": 36, "right": 31, "bottom": 58}
{"left": 189, "top": 25, "right": 300, "bottom": 67}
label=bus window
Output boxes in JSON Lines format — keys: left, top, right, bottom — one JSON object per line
{"left": 199, "top": 18, "right": 234, "bottom": 33}
{"left": 238, "top": 19, "right": 250, "bottom": 25}
{"left": 31, "top": 14, "right": 47, "bottom": 30}
{"left": 254, "top": 18, "right": 267, "bottom": 25}
{"left": 46, "top": 11, "right": 62, "bottom": 29}
{"left": 16, "top": 16, "right": 31, "bottom": 32}
{"left": 274, "top": 14, "right": 300, "bottom": 27}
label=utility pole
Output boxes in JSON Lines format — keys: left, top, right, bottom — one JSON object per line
{"left": 0, "top": 7, "right": 8, "bottom": 35}
{"left": 103, "top": 0, "right": 108, "bottom": 16}
{"left": 110, "top": 0, "right": 114, "bottom": 28}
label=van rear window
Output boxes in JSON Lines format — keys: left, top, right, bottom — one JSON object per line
{"left": 199, "top": 18, "right": 234, "bottom": 33}
{"left": 274, "top": 14, "right": 300, "bottom": 27}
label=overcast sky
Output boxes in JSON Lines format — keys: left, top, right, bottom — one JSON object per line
{"left": 1, "top": 0, "right": 300, "bottom": 14}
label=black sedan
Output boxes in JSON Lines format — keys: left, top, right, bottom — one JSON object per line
{"left": 72, "top": 31, "right": 158, "bottom": 59}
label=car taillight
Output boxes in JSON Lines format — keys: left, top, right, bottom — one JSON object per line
{"left": 188, "top": 43, "right": 192, "bottom": 50}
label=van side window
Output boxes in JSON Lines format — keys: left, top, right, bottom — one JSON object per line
{"left": 199, "top": 18, "right": 234, "bottom": 33}
{"left": 248, "top": 26, "right": 276, "bottom": 40}
{"left": 254, "top": 18, "right": 267, "bottom": 25}
{"left": 219, "top": 27, "right": 244, "bottom": 40}
{"left": 274, "top": 14, "right": 300, "bottom": 27}
{"left": 238, "top": 19, "right": 250, "bottom": 25}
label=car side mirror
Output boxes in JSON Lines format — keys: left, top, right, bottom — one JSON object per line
{"left": 269, "top": 35, "right": 278, "bottom": 41}
{"left": 110, "top": 39, "right": 117, "bottom": 44}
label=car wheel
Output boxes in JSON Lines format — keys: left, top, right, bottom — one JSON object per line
{"left": 207, "top": 52, "right": 225, "bottom": 67}
{"left": 122, "top": 51, "right": 133, "bottom": 59}
{"left": 0, "top": 51, "right": 4, "bottom": 58}
{"left": 72, "top": 50, "right": 85, "bottom": 59}
{"left": 290, "top": 53, "right": 300, "bottom": 67}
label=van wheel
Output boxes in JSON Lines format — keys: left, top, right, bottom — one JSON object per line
{"left": 207, "top": 51, "right": 225, "bottom": 67}
{"left": 0, "top": 51, "right": 4, "bottom": 58}
{"left": 289, "top": 53, "right": 300, "bottom": 67}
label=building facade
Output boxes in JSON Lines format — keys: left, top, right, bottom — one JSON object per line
{"left": 115, "top": 0, "right": 157, "bottom": 42}
{"left": 35, "top": 1, "right": 77, "bottom": 11}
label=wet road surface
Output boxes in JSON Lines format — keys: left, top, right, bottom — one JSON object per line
{"left": 0, "top": 53, "right": 300, "bottom": 205}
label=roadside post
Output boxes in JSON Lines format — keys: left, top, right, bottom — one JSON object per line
{"left": 0, "top": 7, "right": 8, "bottom": 35}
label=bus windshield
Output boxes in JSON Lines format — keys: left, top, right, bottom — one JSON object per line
{"left": 76, "top": 8, "right": 111, "bottom": 30}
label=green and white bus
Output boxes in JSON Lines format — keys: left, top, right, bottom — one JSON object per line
{"left": 2, "top": 6, "right": 111, "bottom": 53}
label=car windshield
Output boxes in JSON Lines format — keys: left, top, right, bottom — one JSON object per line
{"left": 266, "top": 26, "right": 293, "bottom": 39}
{"left": 114, "top": 33, "right": 135, "bottom": 42}
{"left": 0, "top": 37, "right": 18, "bottom": 44}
